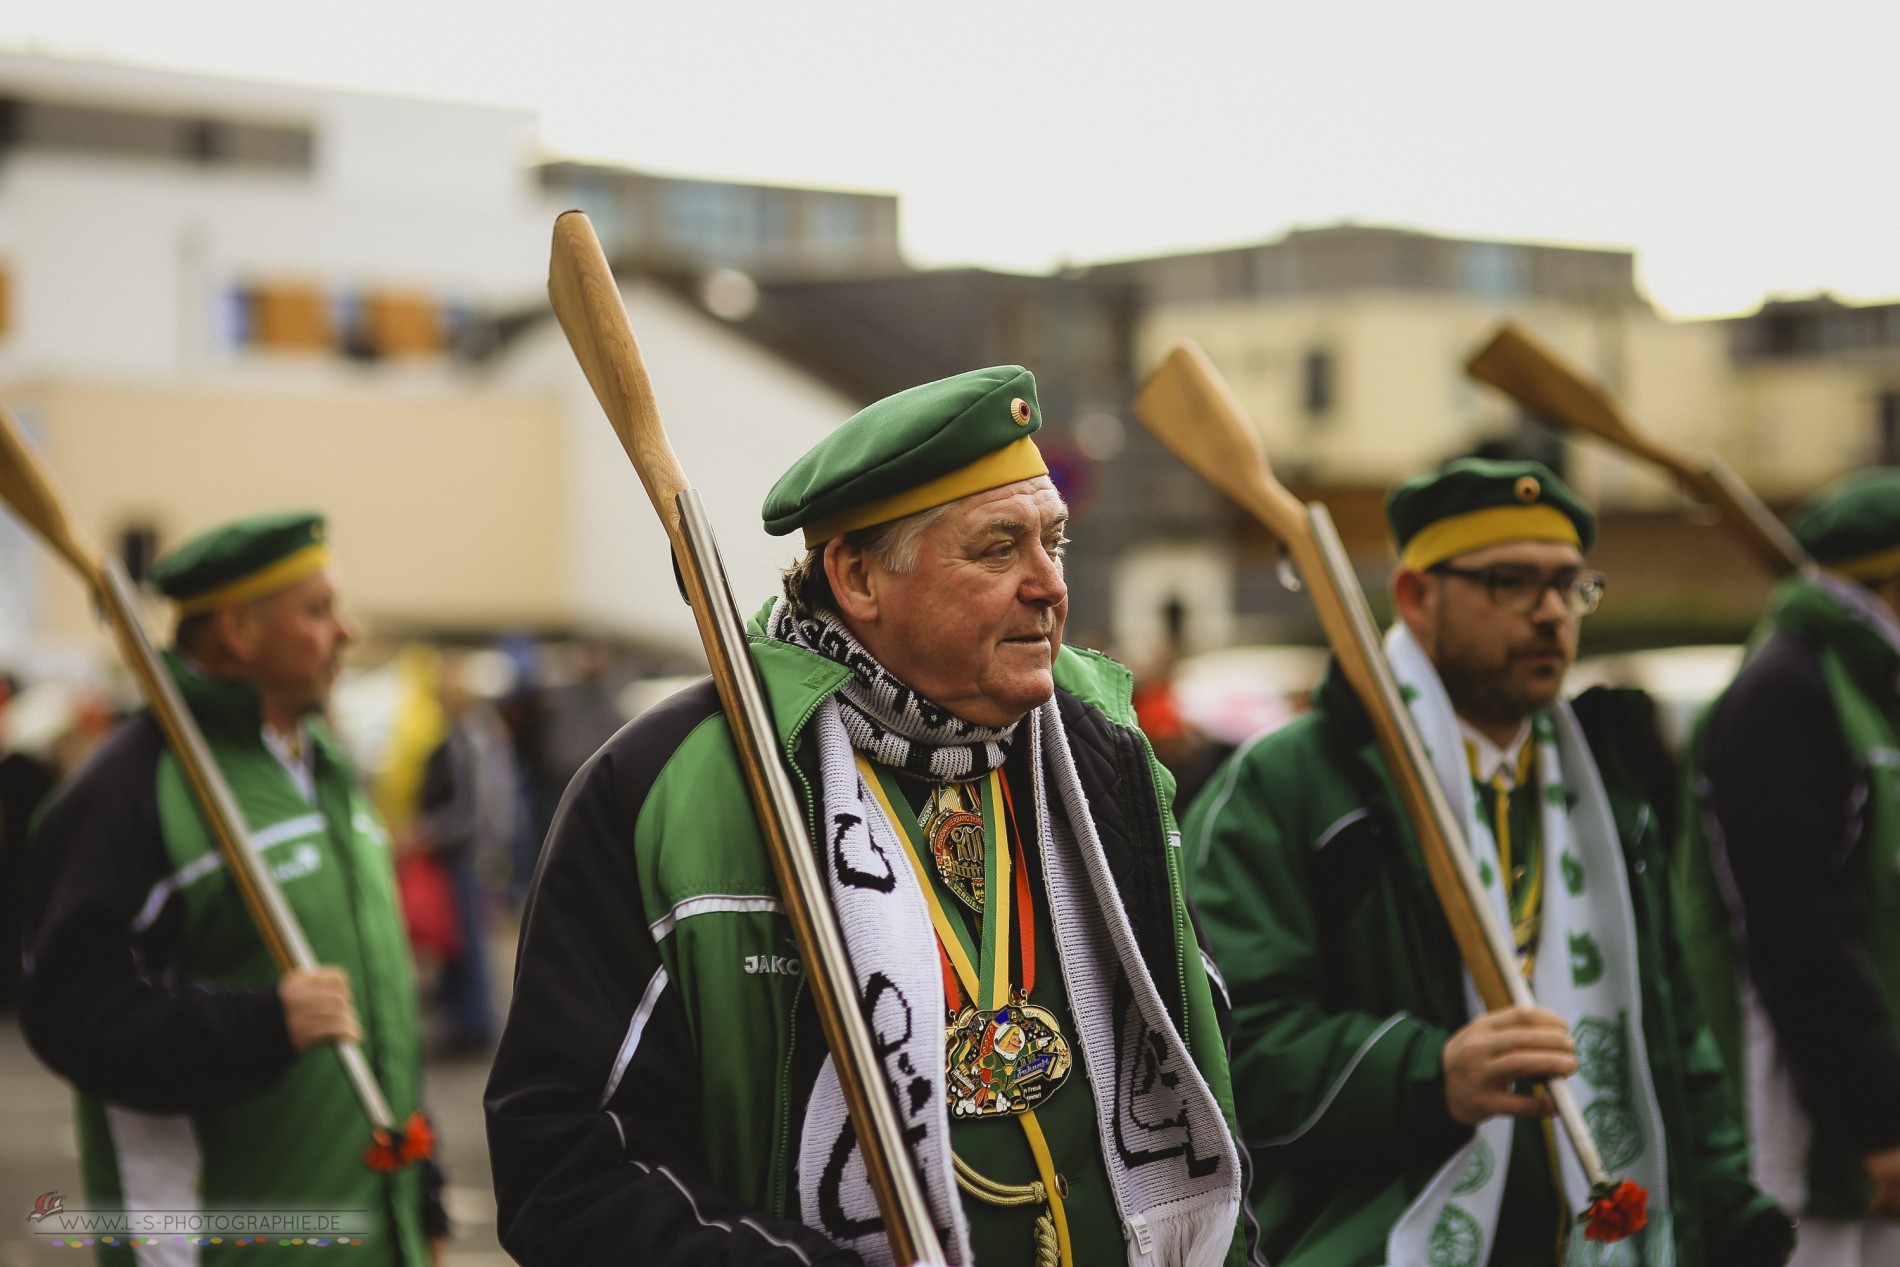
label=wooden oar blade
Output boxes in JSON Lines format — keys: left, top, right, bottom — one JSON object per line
{"left": 548, "top": 211, "right": 689, "bottom": 521}
{"left": 547, "top": 215, "right": 623, "bottom": 427}
{"left": 1465, "top": 322, "right": 1656, "bottom": 459}
{"left": 1133, "top": 341, "right": 1303, "bottom": 542}
{"left": 0, "top": 406, "right": 103, "bottom": 587}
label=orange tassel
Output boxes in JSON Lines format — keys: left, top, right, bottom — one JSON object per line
{"left": 397, "top": 1111, "right": 434, "bottom": 1162}
{"left": 362, "top": 1111, "right": 435, "bottom": 1172}
{"left": 1583, "top": 1180, "right": 1648, "bottom": 1243}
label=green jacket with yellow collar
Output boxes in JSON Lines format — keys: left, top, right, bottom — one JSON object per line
{"left": 485, "top": 623, "right": 1250, "bottom": 1266}
{"left": 22, "top": 657, "right": 428, "bottom": 1267}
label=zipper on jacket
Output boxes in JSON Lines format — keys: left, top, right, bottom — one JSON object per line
{"left": 1137, "top": 731, "right": 1195, "bottom": 1042}
{"left": 774, "top": 974, "right": 806, "bottom": 1217}
{"left": 768, "top": 656, "right": 839, "bottom": 1216}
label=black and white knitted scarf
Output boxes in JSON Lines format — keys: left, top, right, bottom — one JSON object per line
{"left": 768, "top": 598, "right": 1016, "bottom": 779}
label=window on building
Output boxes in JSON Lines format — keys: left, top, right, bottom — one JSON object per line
{"left": 1474, "top": 411, "right": 1566, "bottom": 476}
{"left": 119, "top": 523, "right": 159, "bottom": 587}
{"left": 360, "top": 291, "right": 444, "bottom": 358}
{"left": 1764, "top": 312, "right": 1803, "bottom": 357}
{"left": 0, "top": 96, "right": 313, "bottom": 173}
{"left": 1878, "top": 391, "right": 1900, "bottom": 464}
{"left": 1303, "top": 348, "right": 1334, "bottom": 419}
{"left": 809, "top": 196, "right": 867, "bottom": 261}
{"left": 233, "top": 282, "right": 334, "bottom": 352}
{"left": 1460, "top": 242, "right": 1526, "bottom": 299}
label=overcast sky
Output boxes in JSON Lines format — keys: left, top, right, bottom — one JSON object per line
{"left": 6, "top": 1, "right": 1896, "bottom": 317}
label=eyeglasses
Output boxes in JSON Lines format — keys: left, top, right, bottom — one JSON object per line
{"left": 1428, "top": 564, "right": 1606, "bottom": 616}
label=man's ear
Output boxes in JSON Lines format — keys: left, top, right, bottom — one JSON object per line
{"left": 213, "top": 601, "right": 264, "bottom": 667}
{"left": 1392, "top": 567, "right": 1434, "bottom": 648}
{"left": 823, "top": 538, "right": 879, "bottom": 625}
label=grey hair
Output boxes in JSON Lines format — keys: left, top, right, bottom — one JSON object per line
{"left": 862, "top": 502, "right": 953, "bottom": 573}
{"left": 780, "top": 502, "right": 955, "bottom": 619}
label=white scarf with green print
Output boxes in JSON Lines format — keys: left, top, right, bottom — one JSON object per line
{"left": 1384, "top": 624, "right": 1673, "bottom": 1267}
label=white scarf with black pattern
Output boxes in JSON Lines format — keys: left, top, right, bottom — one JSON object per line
{"left": 773, "top": 600, "right": 1241, "bottom": 1267}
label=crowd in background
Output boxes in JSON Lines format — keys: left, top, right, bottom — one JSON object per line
{"left": 0, "top": 627, "right": 1264, "bottom": 1044}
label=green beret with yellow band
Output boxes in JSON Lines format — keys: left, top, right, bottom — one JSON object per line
{"left": 150, "top": 510, "right": 330, "bottom": 617}
{"left": 1792, "top": 468, "right": 1900, "bottom": 580}
{"left": 763, "top": 365, "right": 1047, "bottom": 547}
{"left": 1387, "top": 458, "right": 1595, "bottom": 571}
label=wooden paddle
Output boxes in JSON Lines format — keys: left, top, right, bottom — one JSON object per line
{"left": 1465, "top": 321, "right": 1811, "bottom": 575}
{"left": 0, "top": 407, "right": 427, "bottom": 1172}
{"left": 547, "top": 211, "right": 946, "bottom": 1267}
{"left": 1135, "top": 341, "right": 1645, "bottom": 1237}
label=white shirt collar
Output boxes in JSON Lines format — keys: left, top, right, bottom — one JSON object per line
{"left": 1457, "top": 716, "right": 1532, "bottom": 789}
{"left": 262, "top": 722, "right": 316, "bottom": 803}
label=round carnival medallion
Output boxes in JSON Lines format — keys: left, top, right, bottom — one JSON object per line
{"left": 944, "top": 1000, "right": 1073, "bottom": 1119}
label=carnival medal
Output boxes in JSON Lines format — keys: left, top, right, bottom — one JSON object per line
{"left": 921, "top": 781, "right": 987, "bottom": 910}
{"left": 944, "top": 994, "right": 1074, "bottom": 1119}
{"left": 860, "top": 758, "right": 1073, "bottom": 1119}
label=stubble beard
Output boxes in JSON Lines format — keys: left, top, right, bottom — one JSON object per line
{"left": 1433, "top": 625, "right": 1570, "bottom": 734}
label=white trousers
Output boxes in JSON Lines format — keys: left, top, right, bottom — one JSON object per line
{"left": 1746, "top": 993, "right": 1900, "bottom": 1266}
{"left": 1788, "top": 1219, "right": 1900, "bottom": 1267}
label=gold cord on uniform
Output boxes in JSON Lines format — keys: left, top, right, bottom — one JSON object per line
{"left": 954, "top": 1155, "right": 1068, "bottom": 1267}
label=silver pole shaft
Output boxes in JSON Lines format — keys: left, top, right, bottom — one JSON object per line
{"left": 676, "top": 491, "right": 945, "bottom": 1262}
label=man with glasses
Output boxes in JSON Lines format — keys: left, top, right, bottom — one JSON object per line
{"left": 1681, "top": 471, "right": 1900, "bottom": 1267}
{"left": 1185, "top": 459, "right": 1792, "bottom": 1266}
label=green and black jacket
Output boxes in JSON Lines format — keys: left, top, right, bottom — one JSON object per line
{"left": 1184, "top": 666, "right": 1788, "bottom": 1267}
{"left": 484, "top": 626, "right": 1253, "bottom": 1266}
{"left": 22, "top": 658, "right": 431, "bottom": 1267}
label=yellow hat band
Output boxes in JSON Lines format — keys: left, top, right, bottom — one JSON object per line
{"left": 173, "top": 544, "right": 332, "bottom": 616}
{"left": 1827, "top": 541, "right": 1900, "bottom": 582}
{"left": 802, "top": 436, "right": 1049, "bottom": 548}
{"left": 1400, "top": 505, "right": 1582, "bottom": 571}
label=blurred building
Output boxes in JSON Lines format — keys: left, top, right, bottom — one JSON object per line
{"left": 0, "top": 51, "right": 555, "bottom": 376}
{"left": 1065, "top": 224, "right": 1743, "bottom": 653}
{"left": 4, "top": 52, "right": 1896, "bottom": 677}
{"left": 1095, "top": 224, "right": 1729, "bottom": 500}
{"left": 541, "top": 161, "right": 903, "bottom": 279}
{"left": 1721, "top": 294, "right": 1900, "bottom": 498}
{"left": 0, "top": 52, "right": 863, "bottom": 674}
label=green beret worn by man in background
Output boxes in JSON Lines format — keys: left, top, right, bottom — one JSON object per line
{"left": 22, "top": 512, "right": 440, "bottom": 1266}
{"left": 1680, "top": 470, "right": 1900, "bottom": 1267}
{"left": 1185, "top": 459, "right": 1793, "bottom": 1266}
{"left": 487, "top": 367, "right": 1252, "bottom": 1266}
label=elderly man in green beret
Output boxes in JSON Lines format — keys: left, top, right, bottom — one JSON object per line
{"left": 1680, "top": 470, "right": 1900, "bottom": 1266}
{"left": 21, "top": 511, "right": 440, "bottom": 1267}
{"left": 1185, "top": 459, "right": 1792, "bottom": 1266}
{"left": 487, "top": 366, "right": 1252, "bottom": 1266}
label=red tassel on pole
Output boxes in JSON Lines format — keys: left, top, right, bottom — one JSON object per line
{"left": 363, "top": 1111, "right": 435, "bottom": 1173}
{"left": 1583, "top": 1180, "right": 1648, "bottom": 1243}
